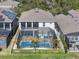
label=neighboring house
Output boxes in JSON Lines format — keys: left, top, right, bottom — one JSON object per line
{"left": 0, "top": 0, "right": 19, "bottom": 9}
{"left": 18, "top": 8, "right": 56, "bottom": 48}
{"left": 55, "top": 14, "right": 79, "bottom": 52}
{"left": 0, "top": 9, "right": 18, "bottom": 49}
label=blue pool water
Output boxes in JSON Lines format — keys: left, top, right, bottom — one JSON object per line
{"left": 20, "top": 42, "right": 32, "bottom": 48}
{"left": 20, "top": 41, "right": 51, "bottom": 48}
{"left": 38, "top": 42, "right": 50, "bottom": 48}
{"left": 0, "top": 40, "right": 6, "bottom": 46}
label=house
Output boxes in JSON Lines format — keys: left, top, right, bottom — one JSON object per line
{"left": 55, "top": 14, "right": 79, "bottom": 52}
{"left": 12, "top": 8, "right": 79, "bottom": 52}
{"left": 0, "top": 9, "right": 18, "bottom": 49}
{"left": 0, "top": 0, "right": 19, "bottom": 9}
{"left": 18, "top": 8, "right": 56, "bottom": 48}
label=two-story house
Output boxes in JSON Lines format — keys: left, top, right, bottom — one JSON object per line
{"left": 18, "top": 8, "right": 56, "bottom": 48}
{"left": 55, "top": 14, "right": 79, "bottom": 52}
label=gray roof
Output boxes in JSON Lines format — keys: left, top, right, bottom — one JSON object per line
{"left": 0, "top": 0, "right": 19, "bottom": 8}
{"left": 19, "top": 8, "right": 79, "bottom": 35}
{"left": 55, "top": 14, "right": 79, "bottom": 34}
{"left": 0, "top": 12, "right": 12, "bottom": 22}
{"left": 68, "top": 9, "right": 79, "bottom": 18}
{"left": 0, "top": 9, "right": 16, "bottom": 22}
{"left": 68, "top": 10, "right": 79, "bottom": 24}
{"left": 19, "top": 8, "right": 55, "bottom": 22}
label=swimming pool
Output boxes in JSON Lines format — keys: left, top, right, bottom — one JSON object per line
{"left": 38, "top": 42, "right": 50, "bottom": 48}
{"left": 0, "top": 40, "right": 6, "bottom": 47}
{"left": 20, "top": 42, "right": 32, "bottom": 48}
{"left": 20, "top": 41, "right": 51, "bottom": 48}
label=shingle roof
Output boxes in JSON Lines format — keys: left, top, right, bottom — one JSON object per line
{"left": 55, "top": 14, "right": 79, "bottom": 34}
{"left": 19, "top": 8, "right": 55, "bottom": 22}
{"left": 19, "top": 8, "right": 79, "bottom": 35}
{"left": 68, "top": 10, "right": 79, "bottom": 25}
{"left": 68, "top": 9, "right": 79, "bottom": 18}
{"left": 0, "top": 9, "right": 16, "bottom": 22}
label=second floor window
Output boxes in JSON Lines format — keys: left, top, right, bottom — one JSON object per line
{"left": 21, "top": 22, "right": 26, "bottom": 29}
{"left": 27, "top": 22, "right": 32, "bottom": 28}
{"left": 0, "top": 23, "right": 3, "bottom": 29}
{"left": 33, "top": 22, "right": 38, "bottom": 28}
{"left": 43, "top": 22, "right": 45, "bottom": 27}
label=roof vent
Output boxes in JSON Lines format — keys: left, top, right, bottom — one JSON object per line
{"left": 35, "top": 8, "right": 39, "bottom": 13}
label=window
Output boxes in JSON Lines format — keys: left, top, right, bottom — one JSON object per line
{"left": 70, "top": 41, "right": 75, "bottom": 43}
{"left": 33, "top": 22, "right": 38, "bottom": 28}
{"left": 34, "top": 31, "right": 38, "bottom": 37}
{"left": 68, "top": 36, "right": 72, "bottom": 40}
{"left": 43, "top": 22, "right": 45, "bottom": 27}
{"left": 22, "top": 31, "right": 33, "bottom": 37}
{"left": 75, "top": 36, "right": 78, "bottom": 40}
{"left": 5, "top": 23, "right": 10, "bottom": 29}
{"left": 69, "top": 44, "right": 72, "bottom": 47}
{"left": 27, "top": 22, "right": 32, "bottom": 28}
{"left": 78, "top": 36, "right": 79, "bottom": 40}
{"left": 21, "top": 22, "right": 26, "bottom": 29}
{"left": 0, "top": 23, "right": 3, "bottom": 29}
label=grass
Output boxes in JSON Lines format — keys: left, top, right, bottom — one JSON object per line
{"left": 0, "top": 53, "right": 77, "bottom": 59}
{"left": 0, "top": 49, "right": 79, "bottom": 59}
{"left": 13, "top": 49, "right": 64, "bottom": 54}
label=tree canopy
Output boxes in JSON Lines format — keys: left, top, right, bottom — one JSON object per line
{"left": 13, "top": 0, "right": 79, "bottom": 16}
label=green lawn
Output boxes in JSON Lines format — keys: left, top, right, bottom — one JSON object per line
{"left": 0, "top": 53, "right": 77, "bottom": 59}
{"left": 0, "top": 49, "right": 78, "bottom": 59}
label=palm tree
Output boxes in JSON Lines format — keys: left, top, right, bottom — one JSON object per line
{"left": 52, "top": 35, "right": 59, "bottom": 48}
{"left": 30, "top": 37, "right": 39, "bottom": 52}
